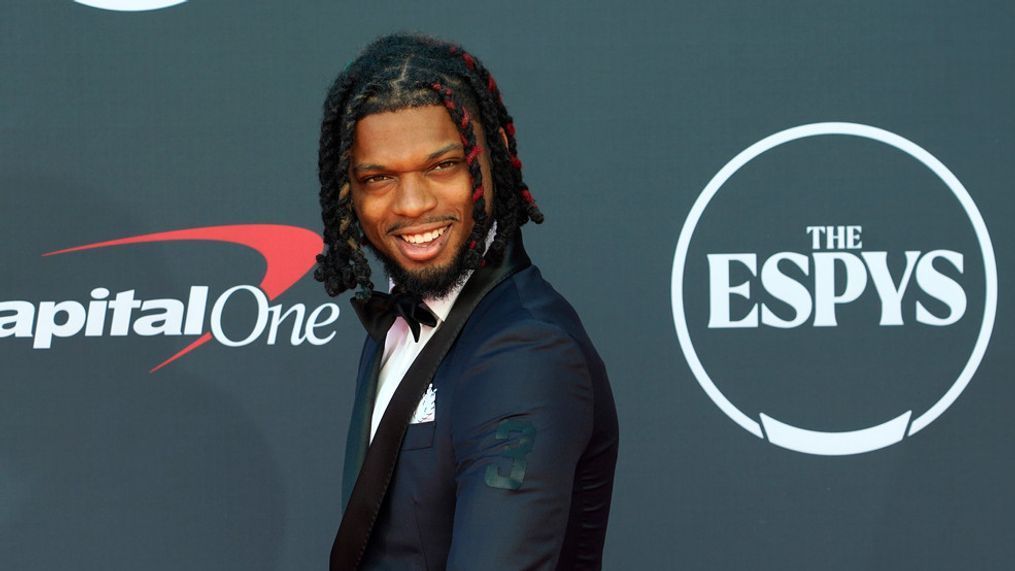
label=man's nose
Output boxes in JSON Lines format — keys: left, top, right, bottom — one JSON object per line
{"left": 391, "top": 173, "right": 438, "bottom": 218}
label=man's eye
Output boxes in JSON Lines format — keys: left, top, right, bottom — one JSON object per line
{"left": 362, "top": 175, "right": 390, "bottom": 184}
{"left": 432, "top": 160, "right": 459, "bottom": 171}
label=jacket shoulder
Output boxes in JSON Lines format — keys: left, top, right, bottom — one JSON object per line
{"left": 442, "top": 264, "right": 608, "bottom": 404}
{"left": 461, "top": 264, "right": 592, "bottom": 345}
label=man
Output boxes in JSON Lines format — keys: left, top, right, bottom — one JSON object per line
{"left": 314, "top": 33, "right": 619, "bottom": 571}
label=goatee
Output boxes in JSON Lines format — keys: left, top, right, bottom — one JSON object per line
{"left": 368, "top": 238, "right": 473, "bottom": 300}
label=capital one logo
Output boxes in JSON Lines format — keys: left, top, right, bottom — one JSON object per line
{"left": 671, "top": 123, "right": 997, "bottom": 455}
{"left": 74, "top": 0, "right": 187, "bottom": 12}
{"left": 0, "top": 224, "right": 338, "bottom": 373}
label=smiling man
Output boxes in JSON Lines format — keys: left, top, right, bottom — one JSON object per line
{"left": 350, "top": 104, "right": 495, "bottom": 300}
{"left": 314, "top": 33, "right": 618, "bottom": 571}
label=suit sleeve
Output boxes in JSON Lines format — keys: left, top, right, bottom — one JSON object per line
{"left": 447, "top": 319, "right": 594, "bottom": 570}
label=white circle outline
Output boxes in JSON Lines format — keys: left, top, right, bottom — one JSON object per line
{"left": 670, "top": 122, "right": 997, "bottom": 445}
{"left": 74, "top": 0, "right": 187, "bottom": 12}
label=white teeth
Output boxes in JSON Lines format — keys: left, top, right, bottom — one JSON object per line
{"left": 401, "top": 225, "right": 447, "bottom": 245}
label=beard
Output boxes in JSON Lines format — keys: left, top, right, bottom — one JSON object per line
{"left": 367, "top": 236, "right": 473, "bottom": 300}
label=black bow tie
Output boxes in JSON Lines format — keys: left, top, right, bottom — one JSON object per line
{"left": 351, "top": 289, "right": 439, "bottom": 344}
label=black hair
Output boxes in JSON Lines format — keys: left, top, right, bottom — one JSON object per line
{"left": 313, "top": 33, "right": 543, "bottom": 299}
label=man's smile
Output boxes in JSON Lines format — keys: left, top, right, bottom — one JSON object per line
{"left": 392, "top": 222, "right": 454, "bottom": 263}
{"left": 397, "top": 223, "right": 450, "bottom": 244}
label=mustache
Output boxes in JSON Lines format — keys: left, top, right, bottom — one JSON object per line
{"left": 385, "top": 215, "right": 459, "bottom": 234}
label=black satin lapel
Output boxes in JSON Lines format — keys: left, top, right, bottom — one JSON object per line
{"left": 341, "top": 339, "right": 382, "bottom": 511}
{"left": 499, "top": 233, "right": 532, "bottom": 280}
{"left": 330, "top": 234, "right": 530, "bottom": 571}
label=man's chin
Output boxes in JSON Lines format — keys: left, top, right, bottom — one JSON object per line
{"left": 396, "top": 266, "right": 469, "bottom": 299}
{"left": 374, "top": 247, "right": 471, "bottom": 300}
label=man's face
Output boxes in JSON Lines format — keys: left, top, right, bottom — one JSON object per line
{"left": 350, "top": 104, "right": 494, "bottom": 298}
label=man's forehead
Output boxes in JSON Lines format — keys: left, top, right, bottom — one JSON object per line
{"left": 352, "top": 142, "right": 464, "bottom": 173}
{"left": 351, "top": 105, "right": 475, "bottom": 170}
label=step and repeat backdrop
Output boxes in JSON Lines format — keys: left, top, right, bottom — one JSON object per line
{"left": 2, "top": 1, "right": 1013, "bottom": 569}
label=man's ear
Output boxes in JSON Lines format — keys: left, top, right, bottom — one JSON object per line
{"left": 498, "top": 127, "right": 509, "bottom": 150}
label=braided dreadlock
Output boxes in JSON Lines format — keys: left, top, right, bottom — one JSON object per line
{"left": 314, "top": 33, "right": 544, "bottom": 300}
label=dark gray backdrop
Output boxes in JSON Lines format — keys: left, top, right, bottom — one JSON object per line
{"left": 2, "top": 1, "right": 1013, "bottom": 569}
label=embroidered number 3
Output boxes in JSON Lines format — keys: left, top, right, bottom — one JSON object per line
{"left": 484, "top": 419, "right": 536, "bottom": 490}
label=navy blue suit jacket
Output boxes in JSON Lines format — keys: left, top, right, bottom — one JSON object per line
{"left": 341, "top": 240, "right": 618, "bottom": 570}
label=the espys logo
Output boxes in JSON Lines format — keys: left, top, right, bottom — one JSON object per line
{"left": 672, "top": 122, "right": 997, "bottom": 456}
{"left": 0, "top": 224, "right": 338, "bottom": 373}
{"left": 74, "top": 0, "right": 187, "bottom": 12}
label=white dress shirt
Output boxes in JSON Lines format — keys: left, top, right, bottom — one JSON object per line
{"left": 369, "top": 226, "right": 496, "bottom": 442}
{"left": 368, "top": 276, "right": 469, "bottom": 442}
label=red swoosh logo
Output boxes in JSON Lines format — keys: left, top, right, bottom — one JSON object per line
{"left": 44, "top": 224, "right": 323, "bottom": 373}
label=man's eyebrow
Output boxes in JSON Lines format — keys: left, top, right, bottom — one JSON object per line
{"left": 425, "top": 143, "right": 464, "bottom": 162}
{"left": 352, "top": 143, "right": 464, "bottom": 173}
